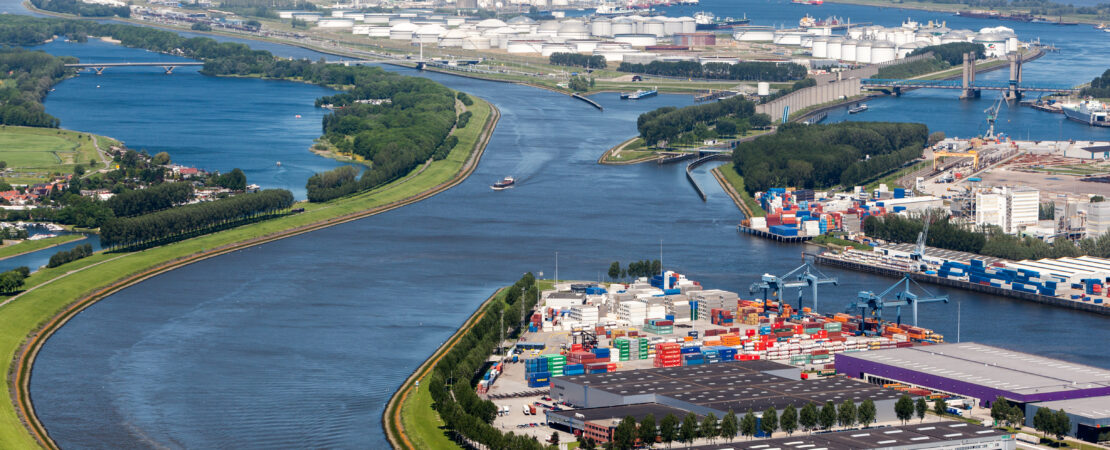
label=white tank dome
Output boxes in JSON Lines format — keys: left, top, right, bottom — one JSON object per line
{"left": 558, "top": 20, "right": 588, "bottom": 33}
{"left": 477, "top": 18, "right": 508, "bottom": 28}
{"left": 416, "top": 24, "right": 446, "bottom": 35}
{"left": 391, "top": 22, "right": 417, "bottom": 31}
{"left": 507, "top": 16, "right": 536, "bottom": 25}
{"left": 538, "top": 20, "right": 561, "bottom": 32}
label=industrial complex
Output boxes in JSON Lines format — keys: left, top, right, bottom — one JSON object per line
{"left": 687, "top": 422, "right": 1016, "bottom": 450}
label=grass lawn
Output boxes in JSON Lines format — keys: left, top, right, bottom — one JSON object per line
{"left": 716, "top": 164, "right": 766, "bottom": 217}
{"left": 399, "top": 382, "right": 457, "bottom": 450}
{"left": 0, "top": 235, "right": 85, "bottom": 262}
{"left": 812, "top": 234, "right": 873, "bottom": 250}
{"left": 0, "top": 126, "right": 112, "bottom": 183}
{"left": 608, "top": 150, "right": 655, "bottom": 162}
{"left": 0, "top": 98, "right": 494, "bottom": 448}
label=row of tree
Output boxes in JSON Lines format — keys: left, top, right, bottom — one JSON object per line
{"left": 617, "top": 61, "right": 807, "bottom": 82}
{"left": 548, "top": 52, "right": 606, "bottom": 69}
{"left": 46, "top": 243, "right": 93, "bottom": 268}
{"left": 0, "top": 48, "right": 75, "bottom": 128}
{"left": 876, "top": 56, "right": 951, "bottom": 79}
{"left": 105, "top": 182, "right": 194, "bottom": 218}
{"left": 29, "top": 0, "right": 130, "bottom": 17}
{"left": 1079, "top": 68, "right": 1110, "bottom": 98}
{"left": 607, "top": 259, "right": 662, "bottom": 280}
{"left": 99, "top": 189, "right": 294, "bottom": 249}
{"left": 909, "top": 42, "right": 986, "bottom": 66}
{"left": 732, "top": 122, "right": 929, "bottom": 194}
{"left": 638, "top": 95, "right": 757, "bottom": 146}
{"left": 0, "top": 266, "right": 28, "bottom": 295}
{"left": 424, "top": 273, "right": 548, "bottom": 449}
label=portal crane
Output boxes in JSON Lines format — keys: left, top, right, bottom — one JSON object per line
{"left": 778, "top": 258, "right": 839, "bottom": 312}
{"left": 909, "top": 217, "right": 931, "bottom": 272}
{"left": 847, "top": 274, "right": 949, "bottom": 327}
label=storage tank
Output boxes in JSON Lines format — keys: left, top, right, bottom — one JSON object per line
{"left": 678, "top": 16, "right": 696, "bottom": 34}
{"left": 811, "top": 36, "right": 829, "bottom": 58}
{"left": 757, "top": 81, "right": 770, "bottom": 96}
{"left": 974, "top": 33, "right": 1006, "bottom": 57}
{"left": 773, "top": 31, "right": 804, "bottom": 46}
{"left": 352, "top": 24, "right": 371, "bottom": 35}
{"left": 827, "top": 36, "right": 843, "bottom": 59}
{"left": 841, "top": 39, "right": 858, "bottom": 62}
{"left": 614, "top": 33, "right": 658, "bottom": 47}
{"left": 477, "top": 18, "right": 508, "bottom": 30}
{"left": 541, "top": 43, "right": 576, "bottom": 56}
{"left": 558, "top": 20, "right": 590, "bottom": 40}
{"left": 733, "top": 26, "right": 774, "bottom": 41}
{"left": 363, "top": 13, "right": 390, "bottom": 24}
{"left": 506, "top": 39, "right": 543, "bottom": 53}
{"left": 856, "top": 41, "right": 872, "bottom": 63}
{"left": 368, "top": 26, "right": 390, "bottom": 37}
{"left": 871, "top": 40, "right": 896, "bottom": 64}
{"left": 590, "top": 19, "right": 613, "bottom": 37}
{"left": 642, "top": 17, "right": 665, "bottom": 37}
{"left": 440, "top": 29, "right": 468, "bottom": 47}
{"left": 389, "top": 22, "right": 416, "bottom": 40}
{"left": 896, "top": 42, "right": 918, "bottom": 59}
{"left": 847, "top": 28, "right": 863, "bottom": 39}
{"left": 569, "top": 39, "right": 601, "bottom": 52}
{"left": 662, "top": 17, "right": 683, "bottom": 36}
{"left": 538, "top": 20, "right": 560, "bottom": 37}
{"left": 388, "top": 17, "right": 411, "bottom": 26}
{"left": 611, "top": 19, "right": 635, "bottom": 35}
{"left": 462, "top": 36, "right": 491, "bottom": 50}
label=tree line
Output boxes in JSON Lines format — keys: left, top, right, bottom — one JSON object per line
{"left": 607, "top": 259, "right": 661, "bottom": 281}
{"left": 732, "top": 122, "right": 928, "bottom": 194}
{"left": 638, "top": 95, "right": 757, "bottom": 146}
{"left": 864, "top": 211, "right": 1110, "bottom": 260}
{"left": 909, "top": 43, "right": 986, "bottom": 66}
{"left": 876, "top": 56, "right": 950, "bottom": 79}
{"left": 0, "top": 266, "right": 28, "bottom": 295}
{"left": 106, "top": 182, "right": 194, "bottom": 218}
{"left": 1079, "top": 68, "right": 1110, "bottom": 98}
{"left": 548, "top": 52, "right": 606, "bottom": 69}
{"left": 100, "top": 189, "right": 294, "bottom": 249}
{"left": 617, "top": 61, "right": 807, "bottom": 82}
{"left": 46, "top": 243, "right": 93, "bottom": 268}
{"left": 424, "top": 273, "right": 548, "bottom": 449}
{"left": 29, "top": 0, "right": 130, "bottom": 17}
{"left": 0, "top": 48, "right": 75, "bottom": 128}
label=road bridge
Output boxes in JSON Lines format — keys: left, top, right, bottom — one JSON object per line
{"left": 862, "top": 51, "right": 1078, "bottom": 100}
{"left": 65, "top": 62, "right": 204, "bottom": 74}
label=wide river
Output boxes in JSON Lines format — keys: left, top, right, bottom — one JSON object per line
{"left": 15, "top": 0, "right": 1110, "bottom": 447}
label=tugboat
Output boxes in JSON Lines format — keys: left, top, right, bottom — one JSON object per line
{"left": 848, "top": 103, "right": 869, "bottom": 114}
{"left": 491, "top": 176, "right": 515, "bottom": 190}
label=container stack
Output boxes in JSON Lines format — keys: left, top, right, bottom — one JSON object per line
{"left": 710, "top": 308, "right": 734, "bottom": 326}
{"left": 619, "top": 301, "right": 647, "bottom": 324}
{"left": 654, "top": 342, "right": 682, "bottom": 367}
{"left": 563, "top": 363, "right": 585, "bottom": 376}
{"left": 543, "top": 354, "right": 566, "bottom": 376}
{"left": 683, "top": 348, "right": 704, "bottom": 366}
{"left": 702, "top": 347, "right": 720, "bottom": 363}
{"left": 643, "top": 318, "right": 674, "bottom": 334}
{"left": 590, "top": 348, "right": 610, "bottom": 364}
{"left": 568, "top": 351, "right": 597, "bottom": 366}
{"left": 525, "top": 357, "right": 551, "bottom": 388}
{"left": 668, "top": 301, "right": 693, "bottom": 322}
{"left": 614, "top": 337, "right": 631, "bottom": 361}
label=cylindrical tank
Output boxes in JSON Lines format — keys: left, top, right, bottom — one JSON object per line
{"left": 811, "top": 36, "right": 829, "bottom": 58}
{"left": 733, "top": 27, "right": 774, "bottom": 41}
{"left": 841, "top": 39, "right": 858, "bottom": 62}
{"left": 871, "top": 41, "right": 896, "bottom": 64}
{"left": 614, "top": 33, "right": 658, "bottom": 47}
{"left": 368, "top": 26, "right": 390, "bottom": 38}
{"left": 462, "top": 36, "right": 491, "bottom": 50}
{"left": 827, "top": 36, "right": 843, "bottom": 60}
{"left": 590, "top": 19, "right": 613, "bottom": 37}
{"left": 569, "top": 39, "right": 601, "bottom": 52}
{"left": 642, "top": 18, "right": 665, "bottom": 37}
{"left": 364, "top": 14, "right": 390, "bottom": 24}
{"left": 663, "top": 17, "right": 683, "bottom": 36}
{"left": 772, "top": 31, "right": 803, "bottom": 46}
{"left": 856, "top": 41, "right": 872, "bottom": 63}
{"left": 388, "top": 17, "right": 411, "bottom": 26}
{"left": 541, "top": 43, "right": 575, "bottom": 56}
{"left": 758, "top": 82, "right": 770, "bottom": 96}
{"left": 679, "top": 16, "right": 696, "bottom": 34}
{"left": 389, "top": 22, "right": 416, "bottom": 40}
{"left": 847, "top": 28, "right": 863, "bottom": 40}
{"left": 611, "top": 20, "right": 635, "bottom": 35}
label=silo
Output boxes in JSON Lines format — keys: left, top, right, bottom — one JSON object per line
{"left": 856, "top": 41, "right": 872, "bottom": 63}
{"left": 679, "top": 16, "right": 696, "bottom": 34}
{"left": 896, "top": 42, "right": 918, "bottom": 59}
{"left": 758, "top": 82, "right": 770, "bottom": 96}
{"left": 827, "top": 36, "right": 843, "bottom": 59}
{"left": 663, "top": 17, "right": 683, "bottom": 36}
{"left": 812, "top": 36, "right": 829, "bottom": 58}
{"left": 841, "top": 39, "right": 858, "bottom": 62}
{"left": 847, "top": 28, "right": 863, "bottom": 40}
{"left": 871, "top": 40, "right": 896, "bottom": 64}
{"left": 590, "top": 19, "right": 613, "bottom": 37}
{"left": 642, "top": 17, "right": 666, "bottom": 37}
{"left": 611, "top": 18, "right": 635, "bottom": 35}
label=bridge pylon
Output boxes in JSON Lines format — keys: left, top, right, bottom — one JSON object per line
{"left": 1005, "top": 51, "right": 1023, "bottom": 101}
{"left": 960, "top": 52, "right": 979, "bottom": 99}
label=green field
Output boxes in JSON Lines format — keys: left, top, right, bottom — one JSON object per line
{"left": 0, "top": 126, "right": 114, "bottom": 183}
{"left": 0, "top": 97, "right": 494, "bottom": 448}
{"left": 0, "top": 235, "right": 85, "bottom": 262}
{"left": 716, "top": 164, "right": 767, "bottom": 218}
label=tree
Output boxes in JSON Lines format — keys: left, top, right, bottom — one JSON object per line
{"left": 701, "top": 412, "right": 719, "bottom": 442}
{"left": 579, "top": 436, "right": 596, "bottom": 450}
{"left": 1034, "top": 406, "right": 1052, "bottom": 437}
{"left": 780, "top": 404, "right": 798, "bottom": 435}
{"left": 1052, "top": 409, "right": 1070, "bottom": 441}
{"left": 680, "top": 412, "right": 699, "bottom": 445}
{"left": 799, "top": 402, "right": 818, "bottom": 433}
{"left": 927, "top": 131, "right": 946, "bottom": 146}
{"left": 639, "top": 413, "right": 657, "bottom": 445}
{"left": 819, "top": 401, "right": 837, "bottom": 431}
{"left": 608, "top": 261, "right": 621, "bottom": 281}
{"left": 761, "top": 407, "right": 778, "bottom": 437}
{"left": 613, "top": 415, "right": 638, "bottom": 449}
{"left": 857, "top": 399, "right": 877, "bottom": 428}
{"left": 1093, "top": 195, "right": 1105, "bottom": 203}
{"left": 720, "top": 409, "right": 739, "bottom": 442}
{"left": 933, "top": 397, "right": 948, "bottom": 418}
{"left": 716, "top": 120, "right": 738, "bottom": 136}
{"left": 74, "top": 164, "right": 85, "bottom": 176}
{"left": 1007, "top": 403, "right": 1025, "bottom": 430}
{"left": 895, "top": 395, "right": 915, "bottom": 425}
{"left": 741, "top": 409, "right": 758, "bottom": 439}
{"left": 660, "top": 413, "right": 679, "bottom": 446}
{"left": 152, "top": 151, "right": 171, "bottom": 165}
{"left": 216, "top": 168, "right": 247, "bottom": 191}
{"left": 917, "top": 397, "right": 929, "bottom": 421}
{"left": 838, "top": 400, "right": 856, "bottom": 428}
{"left": 749, "top": 113, "right": 772, "bottom": 128}
{"left": 550, "top": 432, "right": 559, "bottom": 445}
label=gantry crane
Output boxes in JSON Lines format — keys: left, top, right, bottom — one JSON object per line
{"left": 847, "top": 274, "right": 949, "bottom": 327}
{"left": 749, "top": 256, "right": 838, "bottom": 312}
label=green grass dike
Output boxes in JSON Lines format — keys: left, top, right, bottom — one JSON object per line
{"left": 712, "top": 164, "right": 766, "bottom": 219}
{"left": 2, "top": 96, "right": 497, "bottom": 449}
{"left": 0, "top": 235, "right": 86, "bottom": 262}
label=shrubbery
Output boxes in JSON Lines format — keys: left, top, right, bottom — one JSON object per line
{"left": 47, "top": 243, "right": 93, "bottom": 268}
{"left": 618, "top": 61, "right": 807, "bottom": 82}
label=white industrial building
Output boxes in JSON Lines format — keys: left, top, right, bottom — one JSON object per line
{"left": 974, "top": 186, "right": 1039, "bottom": 234}
{"left": 1086, "top": 201, "right": 1110, "bottom": 238}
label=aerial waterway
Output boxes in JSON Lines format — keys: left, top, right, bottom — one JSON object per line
{"left": 18, "top": 2, "right": 1110, "bottom": 449}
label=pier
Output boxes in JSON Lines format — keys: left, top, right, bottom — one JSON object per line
{"left": 738, "top": 225, "right": 812, "bottom": 242}
{"left": 66, "top": 62, "right": 204, "bottom": 74}
{"left": 571, "top": 93, "right": 603, "bottom": 110}
{"left": 815, "top": 253, "right": 1110, "bottom": 316}
{"left": 685, "top": 153, "right": 732, "bottom": 201}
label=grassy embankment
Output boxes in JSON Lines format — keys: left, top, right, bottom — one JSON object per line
{"left": 0, "top": 235, "right": 85, "bottom": 262}
{"left": 824, "top": 0, "right": 1104, "bottom": 25}
{"left": 1, "top": 97, "right": 495, "bottom": 449}
{"left": 388, "top": 278, "right": 556, "bottom": 450}
{"left": 0, "top": 126, "right": 118, "bottom": 184}
{"left": 712, "top": 164, "right": 766, "bottom": 218}
{"left": 600, "top": 128, "right": 772, "bottom": 165}
{"left": 811, "top": 234, "right": 873, "bottom": 250}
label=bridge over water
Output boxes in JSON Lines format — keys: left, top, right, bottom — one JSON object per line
{"left": 861, "top": 50, "right": 1078, "bottom": 100}
{"left": 65, "top": 62, "right": 205, "bottom": 74}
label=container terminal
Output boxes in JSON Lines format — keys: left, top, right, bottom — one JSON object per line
{"left": 473, "top": 270, "right": 1110, "bottom": 445}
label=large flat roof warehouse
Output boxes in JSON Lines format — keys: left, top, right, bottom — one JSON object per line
{"left": 546, "top": 403, "right": 696, "bottom": 424}
{"left": 688, "top": 421, "right": 1013, "bottom": 450}
{"left": 879, "top": 243, "right": 1003, "bottom": 266}
{"left": 1031, "top": 395, "right": 1110, "bottom": 420}
{"left": 835, "top": 343, "right": 1110, "bottom": 404}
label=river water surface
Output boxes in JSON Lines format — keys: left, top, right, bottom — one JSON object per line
{"left": 16, "top": 2, "right": 1110, "bottom": 448}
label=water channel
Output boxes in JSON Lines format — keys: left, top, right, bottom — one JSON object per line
{"left": 11, "top": 1, "right": 1110, "bottom": 447}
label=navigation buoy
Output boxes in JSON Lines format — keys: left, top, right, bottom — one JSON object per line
{"left": 295, "top": 114, "right": 301, "bottom": 118}
{"left": 276, "top": 161, "right": 282, "bottom": 166}
{"left": 96, "top": 85, "right": 100, "bottom": 88}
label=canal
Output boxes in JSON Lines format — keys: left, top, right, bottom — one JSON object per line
{"left": 12, "top": 1, "right": 1110, "bottom": 448}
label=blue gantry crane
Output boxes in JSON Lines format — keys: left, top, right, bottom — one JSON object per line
{"left": 847, "top": 274, "right": 949, "bottom": 327}
{"left": 749, "top": 257, "right": 838, "bottom": 312}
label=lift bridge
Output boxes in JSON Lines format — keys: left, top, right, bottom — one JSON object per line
{"left": 861, "top": 51, "right": 1078, "bottom": 100}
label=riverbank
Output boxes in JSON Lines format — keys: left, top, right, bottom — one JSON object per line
{"left": 711, "top": 165, "right": 765, "bottom": 218}
{"left": 824, "top": 0, "right": 1104, "bottom": 25}
{"left": 598, "top": 137, "right": 658, "bottom": 165}
{"left": 4, "top": 97, "right": 498, "bottom": 448}
{"left": 0, "top": 235, "right": 85, "bottom": 263}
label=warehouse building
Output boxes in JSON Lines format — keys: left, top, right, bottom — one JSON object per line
{"left": 1025, "top": 396, "right": 1110, "bottom": 442}
{"left": 689, "top": 421, "right": 1015, "bottom": 450}
{"left": 551, "top": 360, "right": 905, "bottom": 422}
{"left": 546, "top": 403, "right": 695, "bottom": 444}
{"left": 835, "top": 343, "right": 1110, "bottom": 408}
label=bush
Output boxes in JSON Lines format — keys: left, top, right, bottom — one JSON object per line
{"left": 549, "top": 52, "right": 606, "bottom": 69}
{"left": 456, "top": 91, "right": 474, "bottom": 106}
{"left": 47, "top": 243, "right": 93, "bottom": 268}
{"left": 909, "top": 43, "right": 985, "bottom": 66}
{"left": 618, "top": 60, "right": 806, "bottom": 82}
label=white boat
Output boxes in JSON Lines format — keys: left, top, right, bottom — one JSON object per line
{"left": 1062, "top": 100, "right": 1110, "bottom": 127}
{"left": 848, "top": 103, "right": 868, "bottom": 114}
{"left": 595, "top": 4, "right": 638, "bottom": 16}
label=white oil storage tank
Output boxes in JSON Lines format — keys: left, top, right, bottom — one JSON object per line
{"left": 733, "top": 26, "right": 774, "bottom": 41}
{"left": 679, "top": 16, "right": 696, "bottom": 34}
{"left": 827, "top": 36, "right": 843, "bottom": 59}
{"left": 871, "top": 40, "right": 896, "bottom": 64}
{"left": 758, "top": 81, "right": 770, "bottom": 96}
{"left": 811, "top": 36, "right": 829, "bottom": 58}
{"left": 896, "top": 42, "right": 918, "bottom": 59}
{"left": 611, "top": 18, "right": 636, "bottom": 35}
{"left": 642, "top": 17, "right": 665, "bottom": 37}
{"left": 663, "top": 17, "right": 683, "bottom": 36}
{"left": 841, "top": 39, "right": 858, "bottom": 62}
{"left": 389, "top": 22, "right": 416, "bottom": 40}
{"left": 614, "top": 33, "right": 657, "bottom": 46}
{"left": 590, "top": 19, "right": 613, "bottom": 37}
{"left": 856, "top": 41, "right": 872, "bottom": 63}
{"left": 462, "top": 36, "right": 491, "bottom": 50}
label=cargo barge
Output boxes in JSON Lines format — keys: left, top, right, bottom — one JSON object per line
{"left": 620, "top": 88, "right": 658, "bottom": 100}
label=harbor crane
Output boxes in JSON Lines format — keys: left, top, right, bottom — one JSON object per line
{"left": 983, "top": 96, "right": 1004, "bottom": 140}
{"left": 847, "top": 274, "right": 949, "bottom": 328}
{"left": 749, "top": 256, "right": 838, "bottom": 312}
{"left": 909, "top": 216, "right": 932, "bottom": 272}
